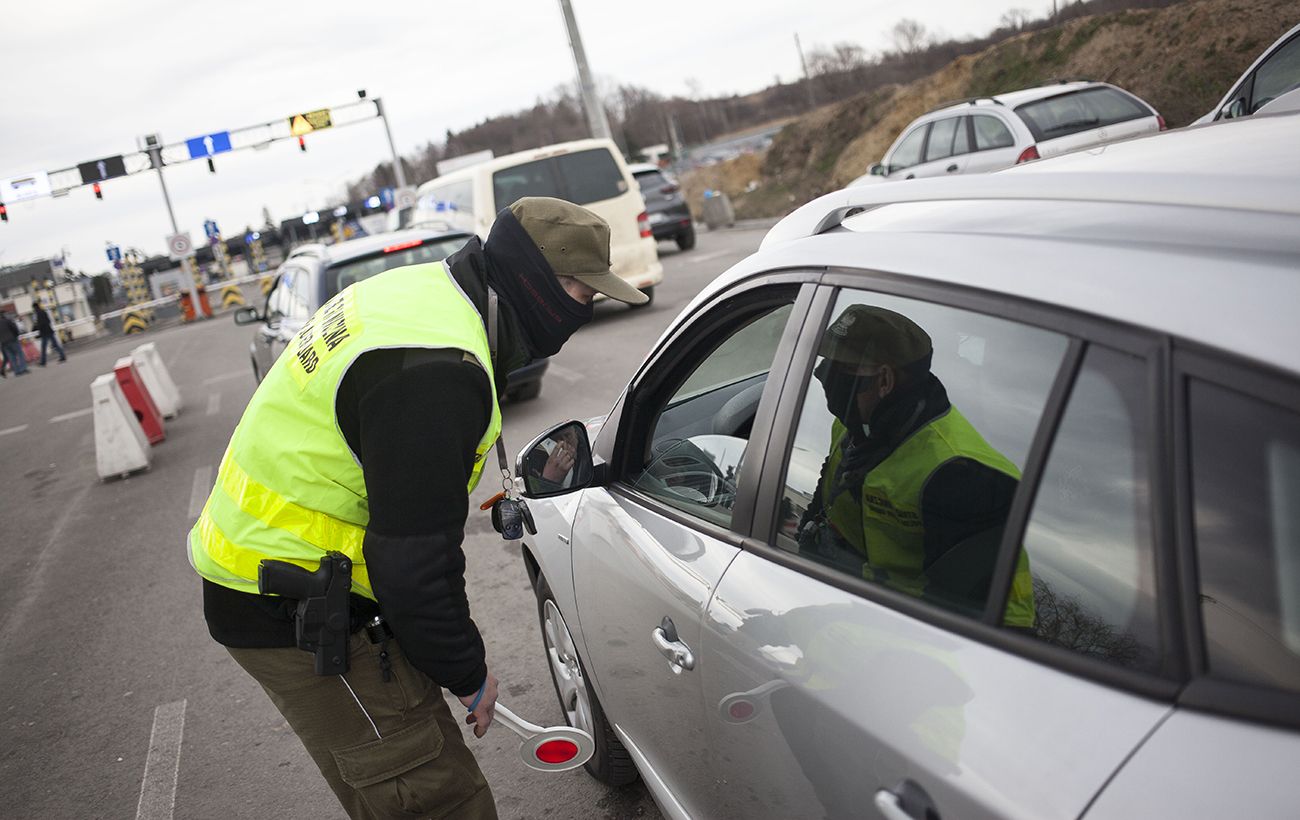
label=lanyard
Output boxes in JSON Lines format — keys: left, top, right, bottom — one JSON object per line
{"left": 487, "top": 288, "right": 514, "bottom": 496}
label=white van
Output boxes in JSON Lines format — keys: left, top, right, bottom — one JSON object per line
{"left": 411, "top": 138, "right": 664, "bottom": 302}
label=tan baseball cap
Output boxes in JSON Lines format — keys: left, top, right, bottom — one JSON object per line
{"left": 509, "top": 197, "right": 649, "bottom": 305}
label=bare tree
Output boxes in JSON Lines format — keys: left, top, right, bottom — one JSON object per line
{"left": 890, "top": 18, "right": 931, "bottom": 58}
{"left": 807, "top": 42, "right": 871, "bottom": 100}
{"left": 999, "top": 7, "right": 1032, "bottom": 30}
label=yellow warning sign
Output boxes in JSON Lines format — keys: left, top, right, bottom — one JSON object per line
{"left": 288, "top": 108, "right": 333, "bottom": 136}
{"left": 122, "top": 311, "right": 150, "bottom": 334}
{"left": 220, "top": 284, "right": 246, "bottom": 309}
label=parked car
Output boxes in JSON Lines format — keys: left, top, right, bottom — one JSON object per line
{"left": 235, "top": 227, "right": 548, "bottom": 401}
{"left": 628, "top": 162, "right": 695, "bottom": 251}
{"left": 1194, "top": 22, "right": 1300, "bottom": 124}
{"left": 851, "top": 80, "right": 1164, "bottom": 186}
{"left": 410, "top": 138, "right": 663, "bottom": 305}
{"left": 515, "top": 113, "right": 1300, "bottom": 819}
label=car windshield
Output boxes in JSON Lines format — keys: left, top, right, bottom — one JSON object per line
{"left": 1015, "top": 86, "right": 1150, "bottom": 141}
{"left": 325, "top": 236, "right": 471, "bottom": 297}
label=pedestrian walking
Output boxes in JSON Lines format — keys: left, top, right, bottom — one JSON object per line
{"left": 32, "top": 303, "right": 67, "bottom": 366}
{"left": 187, "top": 197, "right": 648, "bottom": 819}
{"left": 0, "top": 312, "right": 31, "bottom": 377}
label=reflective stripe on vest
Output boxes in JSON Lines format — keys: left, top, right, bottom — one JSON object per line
{"left": 823, "top": 406, "right": 1035, "bottom": 627}
{"left": 189, "top": 261, "right": 501, "bottom": 600}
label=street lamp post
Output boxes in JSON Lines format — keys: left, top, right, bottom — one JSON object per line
{"left": 557, "top": 0, "right": 612, "bottom": 142}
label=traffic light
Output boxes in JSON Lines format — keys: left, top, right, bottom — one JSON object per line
{"left": 298, "top": 136, "right": 307, "bottom": 152}
{"left": 0, "top": 204, "right": 7, "bottom": 223}
{"left": 93, "top": 182, "right": 103, "bottom": 200}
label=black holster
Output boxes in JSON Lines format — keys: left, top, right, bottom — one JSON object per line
{"left": 258, "top": 551, "right": 352, "bottom": 676}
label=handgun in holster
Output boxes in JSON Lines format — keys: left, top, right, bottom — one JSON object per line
{"left": 258, "top": 551, "right": 352, "bottom": 676}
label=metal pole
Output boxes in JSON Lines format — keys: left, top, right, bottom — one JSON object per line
{"left": 149, "top": 145, "right": 201, "bottom": 318}
{"left": 374, "top": 98, "right": 407, "bottom": 189}
{"left": 557, "top": 0, "right": 612, "bottom": 141}
{"left": 795, "top": 33, "right": 816, "bottom": 110}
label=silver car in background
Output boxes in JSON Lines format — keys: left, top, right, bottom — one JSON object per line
{"left": 515, "top": 114, "right": 1300, "bottom": 819}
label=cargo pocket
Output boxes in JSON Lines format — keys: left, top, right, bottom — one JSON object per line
{"left": 333, "top": 714, "right": 479, "bottom": 818}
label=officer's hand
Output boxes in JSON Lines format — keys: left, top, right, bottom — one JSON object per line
{"left": 458, "top": 671, "right": 498, "bottom": 738}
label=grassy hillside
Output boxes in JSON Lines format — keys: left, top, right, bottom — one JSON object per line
{"left": 683, "top": 0, "right": 1296, "bottom": 220}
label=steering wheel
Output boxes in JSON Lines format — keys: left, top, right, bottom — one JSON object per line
{"left": 640, "top": 438, "right": 736, "bottom": 508}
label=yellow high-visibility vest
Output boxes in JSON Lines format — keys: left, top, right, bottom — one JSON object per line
{"left": 823, "top": 407, "right": 1035, "bottom": 627}
{"left": 188, "top": 261, "right": 501, "bottom": 600}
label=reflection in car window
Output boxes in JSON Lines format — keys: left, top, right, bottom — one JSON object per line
{"left": 889, "top": 125, "right": 928, "bottom": 173}
{"left": 1250, "top": 34, "right": 1300, "bottom": 113}
{"left": 1006, "top": 347, "right": 1159, "bottom": 673}
{"left": 1190, "top": 380, "right": 1300, "bottom": 692}
{"left": 972, "top": 115, "right": 1015, "bottom": 150}
{"left": 777, "top": 290, "right": 1067, "bottom": 622}
{"left": 628, "top": 301, "right": 796, "bottom": 528}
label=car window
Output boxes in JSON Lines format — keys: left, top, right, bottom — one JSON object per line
{"left": 493, "top": 159, "right": 563, "bottom": 208}
{"left": 634, "top": 171, "right": 669, "bottom": 192}
{"left": 951, "top": 116, "right": 973, "bottom": 156}
{"left": 626, "top": 298, "right": 797, "bottom": 528}
{"left": 1014, "top": 87, "right": 1150, "bottom": 141}
{"left": 290, "top": 265, "right": 314, "bottom": 319}
{"left": 1189, "top": 379, "right": 1300, "bottom": 693}
{"left": 418, "top": 180, "right": 473, "bottom": 216}
{"left": 325, "top": 236, "right": 472, "bottom": 297}
{"left": 888, "top": 125, "right": 928, "bottom": 173}
{"left": 1250, "top": 34, "right": 1300, "bottom": 113}
{"left": 924, "top": 117, "right": 960, "bottom": 162}
{"left": 266, "top": 274, "right": 289, "bottom": 320}
{"left": 972, "top": 115, "right": 1015, "bottom": 150}
{"left": 776, "top": 289, "right": 1068, "bottom": 621}
{"left": 1004, "top": 346, "right": 1159, "bottom": 673}
{"left": 556, "top": 149, "right": 628, "bottom": 204}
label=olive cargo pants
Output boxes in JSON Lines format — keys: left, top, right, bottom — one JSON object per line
{"left": 228, "top": 632, "right": 497, "bottom": 820}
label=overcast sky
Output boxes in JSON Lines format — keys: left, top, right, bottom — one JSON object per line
{"left": 2, "top": 0, "right": 1030, "bottom": 273}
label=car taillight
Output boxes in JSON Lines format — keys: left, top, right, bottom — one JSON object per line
{"left": 1015, "top": 145, "right": 1040, "bottom": 164}
{"left": 1157, "top": 115, "right": 1167, "bottom": 131}
{"left": 382, "top": 239, "right": 422, "bottom": 253}
{"left": 637, "top": 211, "right": 651, "bottom": 238}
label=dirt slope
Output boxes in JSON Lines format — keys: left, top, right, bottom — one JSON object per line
{"left": 684, "top": 0, "right": 1296, "bottom": 220}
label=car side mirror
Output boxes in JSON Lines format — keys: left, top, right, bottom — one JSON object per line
{"left": 233, "top": 306, "right": 264, "bottom": 325}
{"left": 516, "top": 421, "right": 594, "bottom": 499}
{"left": 869, "top": 163, "right": 886, "bottom": 177}
{"left": 1223, "top": 98, "right": 1247, "bottom": 119}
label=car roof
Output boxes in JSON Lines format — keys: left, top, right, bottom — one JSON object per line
{"left": 710, "top": 113, "right": 1300, "bottom": 376}
{"left": 417, "top": 138, "right": 621, "bottom": 189}
{"left": 931, "top": 81, "right": 1095, "bottom": 115}
{"left": 323, "top": 227, "right": 472, "bottom": 265}
{"left": 627, "top": 162, "right": 666, "bottom": 175}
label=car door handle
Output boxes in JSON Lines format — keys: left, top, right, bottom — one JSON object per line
{"left": 905, "top": 174, "right": 915, "bottom": 180}
{"left": 651, "top": 617, "right": 695, "bottom": 673}
{"left": 946, "top": 163, "right": 959, "bottom": 173}
{"left": 874, "top": 780, "right": 939, "bottom": 820}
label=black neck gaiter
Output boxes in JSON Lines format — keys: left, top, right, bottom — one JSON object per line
{"left": 483, "top": 210, "right": 593, "bottom": 359}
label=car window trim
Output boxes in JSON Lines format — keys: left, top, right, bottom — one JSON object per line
{"left": 1172, "top": 344, "right": 1300, "bottom": 730}
{"left": 748, "top": 269, "right": 1183, "bottom": 700}
{"left": 1249, "top": 32, "right": 1300, "bottom": 111}
{"left": 608, "top": 276, "right": 818, "bottom": 537}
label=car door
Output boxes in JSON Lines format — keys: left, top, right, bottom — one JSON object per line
{"left": 965, "top": 114, "right": 1022, "bottom": 173}
{"left": 907, "top": 115, "right": 970, "bottom": 179}
{"left": 261, "top": 262, "right": 314, "bottom": 370}
{"left": 698, "top": 282, "right": 1177, "bottom": 820}
{"left": 883, "top": 124, "right": 929, "bottom": 181}
{"left": 571, "top": 280, "right": 811, "bottom": 817}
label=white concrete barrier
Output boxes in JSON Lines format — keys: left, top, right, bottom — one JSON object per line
{"left": 92, "top": 373, "right": 152, "bottom": 480}
{"left": 131, "top": 342, "right": 182, "bottom": 418}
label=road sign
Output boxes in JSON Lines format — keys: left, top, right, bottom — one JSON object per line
{"left": 288, "top": 108, "right": 332, "bottom": 136}
{"left": 1, "top": 171, "right": 52, "bottom": 203}
{"left": 185, "top": 131, "right": 232, "bottom": 160}
{"left": 106, "top": 245, "right": 122, "bottom": 263}
{"left": 203, "top": 219, "right": 220, "bottom": 240}
{"left": 394, "top": 186, "right": 417, "bottom": 210}
{"left": 167, "top": 231, "right": 194, "bottom": 260}
{"left": 379, "top": 187, "right": 395, "bottom": 209}
{"left": 78, "top": 155, "right": 127, "bottom": 185}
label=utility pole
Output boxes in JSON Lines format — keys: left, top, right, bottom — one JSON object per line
{"left": 364, "top": 91, "right": 407, "bottom": 189}
{"left": 795, "top": 33, "right": 816, "bottom": 110}
{"left": 557, "top": 0, "right": 613, "bottom": 141}
{"left": 143, "top": 134, "right": 202, "bottom": 319}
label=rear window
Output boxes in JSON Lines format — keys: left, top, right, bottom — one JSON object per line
{"left": 634, "top": 170, "right": 669, "bottom": 192}
{"left": 1014, "top": 87, "right": 1151, "bottom": 141}
{"left": 492, "top": 148, "right": 627, "bottom": 209}
{"left": 325, "top": 236, "right": 472, "bottom": 297}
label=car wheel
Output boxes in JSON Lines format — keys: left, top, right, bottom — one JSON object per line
{"left": 676, "top": 225, "right": 696, "bottom": 251}
{"left": 508, "top": 380, "right": 543, "bottom": 402}
{"left": 535, "top": 573, "right": 638, "bottom": 786}
{"left": 632, "top": 286, "right": 654, "bottom": 308}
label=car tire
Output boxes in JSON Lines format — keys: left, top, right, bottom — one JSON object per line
{"left": 676, "top": 225, "right": 696, "bottom": 251}
{"left": 508, "top": 380, "right": 543, "bottom": 402}
{"left": 535, "top": 573, "right": 638, "bottom": 786}
{"left": 632, "top": 286, "right": 654, "bottom": 308}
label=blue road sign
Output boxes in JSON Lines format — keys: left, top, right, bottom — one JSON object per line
{"left": 204, "top": 219, "right": 220, "bottom": 240}
{"left": 379, "top": 187, "right": 395, "bottom": 209}
{"left": 186, "top": 131, "right": 232, "bottom": 160}
{"left": 106, "top": 245, "right": 122, "bottom": 263}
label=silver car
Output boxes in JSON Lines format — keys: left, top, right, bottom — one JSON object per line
{"left": 515, "top": 113, "right": 1300, "bottom": 819}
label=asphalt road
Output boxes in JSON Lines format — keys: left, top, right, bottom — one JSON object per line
{"left": 0, "top": 223, "right": 770, "bottom": 820}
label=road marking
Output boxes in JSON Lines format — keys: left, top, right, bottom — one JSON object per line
{"left": 205, "top": 392, "right": 221, "bottom": 415}
{"left": 135, "top": 699, "right": 187, "bottom": 820}
{"left": 49, "top": 407, "right": 93, "bottom": 423}
{"left": 0, "top": 424, "right": 29, "bottom": 437}
{"left": 202, "top": 370, "right": 246, "bottom": 386}
{"left": 688, "top": 250, "right": 729, "bottom": 264}
{"left": 188, "top": 466, "right": 213, "bottom": 519}
{"left": 548, "top": 364, "right": 582, "bottom": 384}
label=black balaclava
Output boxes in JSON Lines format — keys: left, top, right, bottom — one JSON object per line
{"left": 483, "top": 209, "right": 593, "bottom": 359}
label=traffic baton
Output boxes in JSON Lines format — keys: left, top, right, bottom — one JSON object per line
{"left": 492, "top": 703, "right": 595, "bottom": 773}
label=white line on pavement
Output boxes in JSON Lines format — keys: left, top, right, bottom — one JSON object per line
{"left": 548, "top": 364, "right": 582, "bottom": 384}
{"left": 49, "top": 407, "right": 93, "bottom": 423}
{"left": 202, "top": 370, "right": 246, "bottom": 386}
{"left": 0, "top": 424, "right": 29, "bottom": 437}
{"left": 688, "top": 250, "right": 729, "bottom": 264}
{"left": 135, "top": 699, "right": 187, "bottom": 820}
{"left": 188, "top": 466, "right": 213, "bottom": 519}
{"left": 205, "top": 392, "right": 221, "bottom": 416}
